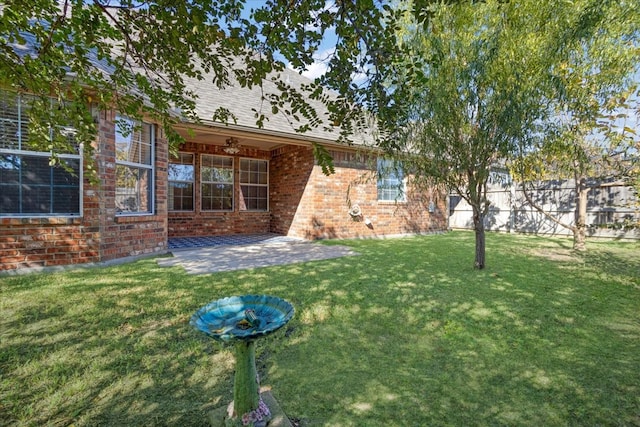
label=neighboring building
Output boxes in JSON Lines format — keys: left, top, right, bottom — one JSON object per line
{"left": 0, "top": 68, "right": 447, "bottom": 272}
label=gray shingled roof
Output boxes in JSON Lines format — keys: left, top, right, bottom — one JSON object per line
{"left": 182, "top": 65, "right": 371, "bottom": 145}
{"left": 11, "top": 29, "right": 116, "bottom": 78}
{"left": 9, "top": 29, "right": 371, "bottom": 145}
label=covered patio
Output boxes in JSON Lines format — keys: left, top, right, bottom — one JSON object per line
{"left": 168, "top": 233, "right": 301, "bottom": 250}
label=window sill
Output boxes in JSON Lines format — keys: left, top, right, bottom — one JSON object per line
{"left": 0, "top": 216, "right": 83, "bottom": 225}
{"left": 377, "top": 200, "right": 407, "bottom": 205}
{"left": 115, "top": 214, "right": 163, "bottom": 223}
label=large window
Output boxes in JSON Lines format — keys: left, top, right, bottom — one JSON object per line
{"left": 0, "top": 91, "right": 82, "bottom": 216}
{"left": 115, "top": 116, "right": 154, "bottom": 214}
{"left": 168, "top": 153, "right": 194, "bottom": 211}
{"left": 239, "top": 158, "right": 268, "bottom": 211}
{"left": 377, "top": 158, "right": 406, "bottom": 202}
{"left": 201, "top": 155, "right": 233, "bottom": 211}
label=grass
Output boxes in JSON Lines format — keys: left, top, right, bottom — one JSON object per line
{"left": 0, "top": 231, "right": 639, "bottom": 426}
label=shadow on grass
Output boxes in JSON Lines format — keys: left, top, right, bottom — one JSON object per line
{"left": 580, "top": 242, "right": 640, "bottom": 288}
{"left": 1, "top": 232, "right": 639, "bottom": 426}
{"left": 0, "top": 263, "right": 239, "bottom": 426}
{"left": 266, "top": 234, "right": 640, "bottom": 426}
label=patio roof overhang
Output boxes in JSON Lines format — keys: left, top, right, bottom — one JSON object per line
{"left": 173, "top": 118, "right": 362, "bottom": 153}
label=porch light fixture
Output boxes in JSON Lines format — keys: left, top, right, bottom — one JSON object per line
{"left": 223, "top": 137, "right": 241, "bottom": 154}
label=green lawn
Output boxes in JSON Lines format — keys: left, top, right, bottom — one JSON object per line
{"left": 1, "top": 231, "right": 639, "bottom": 426}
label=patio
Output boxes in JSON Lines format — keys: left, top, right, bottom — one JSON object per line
{"left": 168, "top": 233, "right": 302, "bottom": 250}
{"left": 162, "top": 234, "right": 359, "bottom": 274}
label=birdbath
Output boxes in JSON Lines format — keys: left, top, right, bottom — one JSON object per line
{"left": 191, "top": 295, "right": 294, "bottom": 427}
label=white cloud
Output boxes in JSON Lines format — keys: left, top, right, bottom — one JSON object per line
{"left": 285, "top": 1, "right": 339, "bottom": 79}
{"left": 288, "top": 47, "right": 336, "bottom": 80}
{"left": 300, "top": 61, "right": 330, "bottom": 80}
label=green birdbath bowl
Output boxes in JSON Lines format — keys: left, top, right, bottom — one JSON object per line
{"left": 191, "top": 295, "right": 294, "bottom": 427}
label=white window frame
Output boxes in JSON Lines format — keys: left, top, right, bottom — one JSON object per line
{"left": 0, "top": 91, "right": 83, "bottom": 217}
{"left": 114, "top": 115, "right": 155, "bottom": 216}
{"left": 239, "top": 158, "right": 269, "bottom": 212}
{"left": 200, "top": 154, "right": 234, "bottom": 212}
{"left": 377, "top": 158, "right": 406, "bottom": 202}
{"left": 168, "top": 152, "right": 195, "bottom": 212}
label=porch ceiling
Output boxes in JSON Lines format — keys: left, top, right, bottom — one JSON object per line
{"left": 172, "top": 117, "right": 358, "bottom": 153}
{"left": 174, "top": 124, "right": 291, "bottom": 151}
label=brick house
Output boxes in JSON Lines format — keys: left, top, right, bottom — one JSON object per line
{"left": 0, "top": 68, "right": 447, "bottom": 273}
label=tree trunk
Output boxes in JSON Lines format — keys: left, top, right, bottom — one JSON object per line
{"left": 473, "top": 206, "right": 486, "bottom": 269}
{"left": 574, "top": 178, "right": 589, "bottom": 251}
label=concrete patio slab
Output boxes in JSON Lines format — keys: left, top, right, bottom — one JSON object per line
{"left": 157, "top": 240, "right": 359, "bottom": 274}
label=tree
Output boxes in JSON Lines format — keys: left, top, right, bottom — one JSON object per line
{"left": 4, "top": 0, "right": 635, "bottom": 265}
{"left": 375, "top": 1, "right": 552, "bottom": 269}
{"left": 345, "top": 0, "right": 639, "bottom": 268}
{"left": 0, "top": 0, "right": 402, "bottom": 180}
{"left": 510, "top": 1, "right": 640, "bottom": 251}
{"left": 2, "top": 0, "right": 257, "bottom": 175}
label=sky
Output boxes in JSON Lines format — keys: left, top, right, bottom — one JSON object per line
{"left": 236, "top": 0, "right": 639, "bottom": 137}
{"left": 240, "top": 0, "right": 337, "bottom": 79}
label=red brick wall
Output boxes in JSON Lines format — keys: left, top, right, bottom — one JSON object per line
{"left": 0, "top": 217, "right": 100, "bottom": 271}
{"left": 270, "top": 146, "right": 447, "bottom": 240}
{"left": 0, "top": 110, "right": 168, "bottom": 272}
{"left": 1, "top": 115, "right": 447, "bottom": 272}
{"left": 269, "top": 145, "right": 315, "bottom": 235}
{"left": 167, "top": 142, "right": 447, "bottom": 241}
{"left": 96, "top": 110, "right": 167, "bottom": 262}
{"left": 167, "top": 142, "right": 272, "bottom": 237}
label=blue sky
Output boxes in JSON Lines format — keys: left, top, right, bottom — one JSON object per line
{"left": 238, "top": 0, "right": 638, "bottom": 137}
{"left": 241, "top": 0, "right": 338, "bottom": 79}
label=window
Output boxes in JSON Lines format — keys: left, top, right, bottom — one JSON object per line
{"left": 201, "top": 155, "right": 233, "bottom": 211}
{"left": 115, "top": 116, "right": 154, "bottom": 214}
{"left": 168, "top": 153, "right": 194, "bottom": 211}
{"left": 239, "top": 158, "right": 268, "bottom": 211}
{"left": 0, "top": 91, "right": 82, "bottom": 216}
{"left": 377, "top": 158, "right": 406, "bottom": 202}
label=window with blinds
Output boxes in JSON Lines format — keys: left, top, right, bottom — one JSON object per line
{"left": 115, "top": 115, "right": 154, "bottom": 214}
{"left": 377, "top": 158, "right": 406, "bottom": 202}
{"left": 0, "top": 90, "right": 82, "bottom": 216}
{"left": 168, "top": 152, "right": 194, "bottom": 211}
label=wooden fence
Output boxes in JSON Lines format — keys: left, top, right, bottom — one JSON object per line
{"left": 449, "top": 178, "right": 640, "bottom": 240}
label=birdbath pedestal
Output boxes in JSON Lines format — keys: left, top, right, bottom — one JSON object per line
{"left": 191, "top": 295, "right": 295, "bottom": 427}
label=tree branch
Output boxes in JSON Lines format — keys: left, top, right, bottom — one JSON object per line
{"left": 39, "top": 0, "right": 70, "bottom": 56}
{"left": 520, "top": 180, "right": 575, "bottom": 231}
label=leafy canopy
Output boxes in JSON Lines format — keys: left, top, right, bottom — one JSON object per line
{"left": 359, "top": 0, "right": 639, "bottom": 266}
{"left": 1, "top": 0, "right": 406, "bottom": 178}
